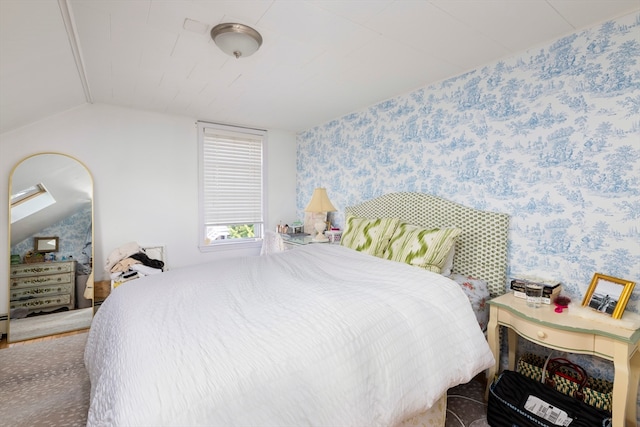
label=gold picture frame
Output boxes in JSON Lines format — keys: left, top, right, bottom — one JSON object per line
{"left": 581, "top": 273, "right": 635, "bottom": 319}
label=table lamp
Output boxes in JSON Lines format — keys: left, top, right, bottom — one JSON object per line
{"left": 304, "top": 188, "right": 336, "bottom": 242}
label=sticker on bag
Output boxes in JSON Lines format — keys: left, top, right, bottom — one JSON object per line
{"left": 524, "top": 395, "right": 573, "bottom": 426}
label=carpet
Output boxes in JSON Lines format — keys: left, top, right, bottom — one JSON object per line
{"left": 0, "top": 332, "right": 488, "bottom": 426}
{"left": 445, "top": 378, "right": 489, "bottom": 427}
{"left": 0, "top": 333, "right": 89, "bottom": 426}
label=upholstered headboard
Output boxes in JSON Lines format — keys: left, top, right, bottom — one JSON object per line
{"left": 345, "top": 192, "right": 510, "bottom": 296}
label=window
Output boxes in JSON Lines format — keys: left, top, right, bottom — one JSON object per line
{"left": 11, "top": 183, "right": 56, "bottom": 223}
{"left": 198, "top": 121, "right": 266, "bottom": 251}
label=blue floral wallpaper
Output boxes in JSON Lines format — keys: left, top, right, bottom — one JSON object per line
{"left": 297, "top": 12, "right": 639, "bottom": 408}
{"left": 297, "top": 12, "right": 640, "bottom": 315}
{"left": 11, "top": 204, "right": 93, "bottom": 274}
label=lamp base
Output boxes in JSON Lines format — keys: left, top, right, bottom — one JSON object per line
{"left": 313, "top": 220, "right": 328, "bottom": 242}
{"left": 312, "top": 233, "right": 329, "bottom": 242}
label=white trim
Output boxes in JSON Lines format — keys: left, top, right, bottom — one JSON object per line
{"left": 58, "top": 0, "right": 93, "bottom": 103}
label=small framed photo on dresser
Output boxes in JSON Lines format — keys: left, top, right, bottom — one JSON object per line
{"left": 34, "top": 236, "right": 59, "bottom": 253}
{"left": 582, "top": 273, "right": 635, "bottom": 319}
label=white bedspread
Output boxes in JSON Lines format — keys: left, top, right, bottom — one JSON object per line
{"left": 85, "top": 244, "right": 494, "bottom": 427}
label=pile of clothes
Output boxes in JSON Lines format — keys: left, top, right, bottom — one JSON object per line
{"left": 105, "top": 242, "right": 164, "bottom": 284}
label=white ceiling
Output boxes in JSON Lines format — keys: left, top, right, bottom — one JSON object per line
{"left": 1, "top": 0, "right": 638, "bottom": 135}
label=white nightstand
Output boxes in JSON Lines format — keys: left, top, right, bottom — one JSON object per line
{"left": 282, "top": 235, "right": 328, "bottom": 250}
{"left": 485, "top": 292, "right": 640, "bottom": 427}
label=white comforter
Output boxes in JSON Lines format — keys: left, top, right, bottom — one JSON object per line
{"left": 85, "top": 244, "right": 494, "bottom": 427}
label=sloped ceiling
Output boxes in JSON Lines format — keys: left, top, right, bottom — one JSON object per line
{"left": 1, "top": 0, "right": 638, "bottom": 135}
{"left": 10, "top": 153, "right": 92, "bottom": 245}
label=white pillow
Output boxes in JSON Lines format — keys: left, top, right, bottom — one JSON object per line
{"left": 441, "top": 246, "right": 455, "bottom": 277}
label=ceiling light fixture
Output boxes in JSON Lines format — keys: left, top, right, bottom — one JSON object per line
{"left": 210, "top": 23, "right": 263, "bottom": 59}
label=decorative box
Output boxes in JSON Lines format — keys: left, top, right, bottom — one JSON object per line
{"left": 510, "top": 278, "right": 562, "bottom": 304}
{"left": 325, "top": 229, "right": 342, "bottom": 244}
{"left": 24, "top": 253, "right": 45, "bottom": 264}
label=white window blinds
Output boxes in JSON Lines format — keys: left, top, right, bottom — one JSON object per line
{"left": 198, "top": 122, "right": 265, "bottom": 247}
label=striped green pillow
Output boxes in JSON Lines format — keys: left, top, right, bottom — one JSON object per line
{"left": 383, "top": 223, "right": 462, "bottom": 273}
{"left": 340, "top": 216, "right": 400, "bottom": 257}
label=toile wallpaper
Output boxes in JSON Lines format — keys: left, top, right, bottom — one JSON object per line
{"left": 11, "top": 204, "right": 93, "bottom": 274}
{"left": 297, "top": 12, "right": 639, "bottom": 314}
{"left": 297, "top": 12, "right": 640, "bottom": 397}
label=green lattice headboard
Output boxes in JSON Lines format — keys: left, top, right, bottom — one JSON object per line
{"left": 345, "top": 192, "right": 510, "bottom": 297}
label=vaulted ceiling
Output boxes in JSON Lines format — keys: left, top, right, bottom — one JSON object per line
{"left": 1, "top": 0, "right": 638, "bottom": 135}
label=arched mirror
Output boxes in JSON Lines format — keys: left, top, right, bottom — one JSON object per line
{"left": 8, "top": 153, "right": 93, "bottom": 342}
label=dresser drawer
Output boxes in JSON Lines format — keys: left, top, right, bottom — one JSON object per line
{"left": 10, "top": 272, "right": 73, "bottom": 289}
{"left": 10, "top": 261, "right": 75, "bottom": 278}
{"left": 9, "top": 293, "right": 72, "bottom": 311}
{"left": 504, "top": 312, "right": 596, "bottom": 352}
{"left": 10, "top": 282, "right": 74, "bottom": 301}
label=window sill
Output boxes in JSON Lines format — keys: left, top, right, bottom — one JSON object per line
{"left": 198, "top": 239, "right": 262, "bottom": 253}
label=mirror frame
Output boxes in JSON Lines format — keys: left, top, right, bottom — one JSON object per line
{"left": 7, "top": 152, "right": 95, "bottom": 342}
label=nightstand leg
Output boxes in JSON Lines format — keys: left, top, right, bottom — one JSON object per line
{"left": 629, "top": 349, "right": 640, "bottom": 427}
{"left": 485, "top": 305, "right": 500, "bottom": 401}
{"left": 507, "top": 328, "right": 518, "bottom": 370}
{"left": 612, "top": 343, "right": 639, "bottom": 427}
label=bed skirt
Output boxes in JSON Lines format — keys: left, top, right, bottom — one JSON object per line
{"left": 395, "top": 393, "right": 447, "bottom": 427}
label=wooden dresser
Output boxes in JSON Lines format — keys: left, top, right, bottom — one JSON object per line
{"left": 9, "top": 261, "right": 76, "bottom": 315}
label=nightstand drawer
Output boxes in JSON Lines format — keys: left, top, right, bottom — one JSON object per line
{"left": 505, "top": 313, "right": 595, "bottom": 352}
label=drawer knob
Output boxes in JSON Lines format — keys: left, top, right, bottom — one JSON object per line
{"left": 537, "top": 331, "right": 547, "bottom": 339}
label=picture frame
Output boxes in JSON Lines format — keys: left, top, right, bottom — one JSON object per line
{"left": 582, "top": 273, "right": 635, "bottom": 319}
{"left": 34, "top": 236, "right": 59, "bottom": 253}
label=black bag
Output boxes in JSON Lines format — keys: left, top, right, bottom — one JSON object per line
{"left": 487, "top": 371, "right": 612, "bottom": 427}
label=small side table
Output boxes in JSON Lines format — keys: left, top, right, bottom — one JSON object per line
{"left": 282, "top": 235, "right": 328, "bottom": 250}
{"left": 94, "top": 280, "right": 111, "bottom": 302}
{"left": 485, "top": 292, "right": 640, "bottom": 427}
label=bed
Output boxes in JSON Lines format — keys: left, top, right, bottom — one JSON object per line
{"left": 84, "top": 192, "right": 509, "bottom": 427}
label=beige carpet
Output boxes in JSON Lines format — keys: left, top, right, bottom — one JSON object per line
{"left": 0, "top": 333, "right": 90, "bottom": 426}
{"left": 0, "top": 332, "right": 488, "bottom": 426}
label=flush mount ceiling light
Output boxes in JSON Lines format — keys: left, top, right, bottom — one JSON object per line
{"left": 210, "top": 23, "right": 263, "bottom": 59}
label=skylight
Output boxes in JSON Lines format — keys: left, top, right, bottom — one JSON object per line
{"left": 11, "top": 183, "right": 56, "bottom": 223}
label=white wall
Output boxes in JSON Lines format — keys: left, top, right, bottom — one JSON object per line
{"left": 0, "top": 103, "right": 298, "bottom": 319}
